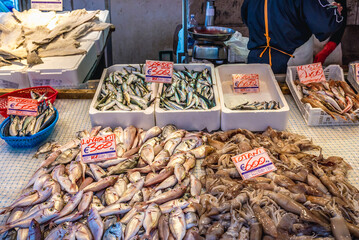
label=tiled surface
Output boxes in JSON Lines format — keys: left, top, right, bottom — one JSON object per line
{"left": 0, "top": 96, "right": 359, "bottom": 224}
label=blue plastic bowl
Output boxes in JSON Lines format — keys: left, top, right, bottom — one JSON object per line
{"left": 0, "top": 108, "right": 59, "bottom": 148}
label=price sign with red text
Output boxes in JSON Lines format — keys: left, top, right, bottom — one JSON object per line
{"left": 232, "top": 74, "right": 260, "bottom": 93}
{"left": 231, "top": 147, "right": 276, "bottom": 180}
{"left": 7, "top": 96, "right": 39, "bottom": 116}
{"left": 81, "top": 134, "right": 117, "bottom": 163}
{"left": 355, "top": 63, "right": 359, "bottom": 83}
{"left": 297, "top": 63, "right": 326, "bottom": 85}
{"left": 145, "top": 60, "right": 173, "bottom": 84}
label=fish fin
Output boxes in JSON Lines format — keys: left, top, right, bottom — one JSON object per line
{"left": 0, "top": 207, "right": 10, "bottom": 215}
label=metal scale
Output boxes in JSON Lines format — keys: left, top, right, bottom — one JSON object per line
{"left": 188, "top": 26, "right": 235, "bottom": 63}
{"left": 180, "top": 0, "right": 235, "bottom": 63}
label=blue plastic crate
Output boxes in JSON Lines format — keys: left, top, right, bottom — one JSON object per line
{"left": 0, "top": 108, "right": 59, "bottom": 148}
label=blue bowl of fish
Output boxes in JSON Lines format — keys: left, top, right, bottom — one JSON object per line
{"left": 0, "top": 108, "right": 59, "bottom": 148}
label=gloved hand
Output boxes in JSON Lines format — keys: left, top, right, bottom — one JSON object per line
{"left": 314, "top": 41, "right": 337, "bottom": 65}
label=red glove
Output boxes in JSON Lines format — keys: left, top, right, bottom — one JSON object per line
{"left": 314, "top": 41, "right": 337, "bottom": 65}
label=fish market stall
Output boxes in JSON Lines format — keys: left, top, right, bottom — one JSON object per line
{"left": 0, "top": 95, "right": 359, "bottom": 239}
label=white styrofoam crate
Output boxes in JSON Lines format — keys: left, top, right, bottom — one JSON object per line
{"left": 348, "top": 62, "right": 359, "bottom": 93}
{"left": 286, "top": 65, "right": 358, "bottom": 126}
{"left": 216, "top": 64, "right": 289, "bottom": 131}
{"left": 0, "top": 60, "right": 29, "bottom": 88}
{"left": 155, "top": 64, "right": 221, "bottom": 132}
{"left": 27, "top": 41, "right": 97, "bottom": 88}
{"left": 80, "top": 10, "right": 110, "bottom": 56}
{"left": 89, "top": 64, "right": 157, "bottom": 130}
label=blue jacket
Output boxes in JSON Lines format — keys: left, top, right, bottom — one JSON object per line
{"left": 241, "top": 0, "right": 345, "bottom": 73}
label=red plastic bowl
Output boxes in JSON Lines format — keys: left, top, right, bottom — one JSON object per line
{"left": 0, "top": 86, "right": 58, "bottom": 118}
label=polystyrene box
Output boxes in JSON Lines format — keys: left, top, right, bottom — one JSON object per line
{"left": 216, "top": 64, "right": 289, "bottom": 131}
{"left": 155, "top": 63, "right": 221, "bottom": 132}
{"left": 0, "top": 60, "right": 30, "bottom": 88}
{"left": 28, "top": 41, "right": 97, "bottom": 88}
{"left": 89, "top": 64, "right": 158, "bottom": 130}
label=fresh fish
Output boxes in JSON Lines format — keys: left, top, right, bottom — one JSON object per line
{"left": 144, "top": 167, "right": 174, "bottom": 187}
{"left": 142, "top": 203, "right": 161, "bottom": 238}
{"left": 89, "top": 164, "right": 107, "bottom": 181}
{"left": 117, "top": 178, "right": 144, "bottom": 203}
{"left": 190, "top": 174, "right": 201, "bottom": 197}
{"left": 169, "top": 207, "right": 186, "bottom": 240}
{"left": 107, "top": 159, "right": 138, "bottom": 176}
{"left": 88, "top": 208, "right": 104, "bottom": 240}
{"left": 174, "top": 164, "right": 186, "bottom": 184}
{"left": 159, "top": 199, "right": 189, "bottom": 214}
{"left": 104, "top": 187, "right": 120, "bottom": 205}
{"left": 103, "top": 222, "right": 123, "bottom": 240}
{"left": 74, "top": 191, "right": 93, "bottom": 218}
{"left": 124, "top": 212, "right": 145, "bottom": 240}
{"left": 146, "top": 185, "right": 187, "bottom": 205}
{"left": 83, "top": 176, "right": 118, "bottom": 192}
{"left": 154, "top": 175, "right": 178, "bottom": 192}
{"left": 74, "top": 222, "right": 93, "bottom": 240}
{"left": 99, "top": 203, "right": 132, "bottom": 217}
{"left": 55, "top": 190, "right": 83, "bottom": 220}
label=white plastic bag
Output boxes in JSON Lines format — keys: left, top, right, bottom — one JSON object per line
{"left": 224, "top": 31, "right": 249, "bottom": 63}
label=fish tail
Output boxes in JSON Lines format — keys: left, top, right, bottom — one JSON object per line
{"left": 0, "top": 207, "right": 10, "bottom": 215}
{"left": 0, "top": 225, "right": 10, "bottom": 234}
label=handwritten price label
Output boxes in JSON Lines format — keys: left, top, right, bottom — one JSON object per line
{"left": 297, "top": 63, "right": 326, "bottom": 85}
{"left": 355, "top": 63, "right": 359, "bottom": 83}
{"left": 232, "top": 74, "right": 260, "bottom": 93}
{"left": 7, "top": 96, "right": 39, "bottom": 116}
{"left": 81, "top": 134, "right": 117, "bottom": 163}
{"left": 145, "top": 60, "right": 173, "bottom": 84}
{"left": 231, "top": 147, "right": 276, "bottom": 180}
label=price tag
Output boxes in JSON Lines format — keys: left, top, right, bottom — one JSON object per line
{"left": 7, "top": 96, "right": 39, "bottom": 116}
{"left": 297, "top": 63, "right": 326, "bottom": 85}
{"left": 232, "top": 74, "right": 260, "bottom": 93}
{"left": 31, "top": 0, "right": 63, "bottom": 11}
{"left": 231, "top": 147, "right": 276, "bottom": 180}
{"left": 355, "top": 63, "right": 359, "bottom": 83}
{"left": 81, "top": 134, "right": 117, "bottom": 163}
{"left": 145, "top": 60, "right": 173, "bottom": 84}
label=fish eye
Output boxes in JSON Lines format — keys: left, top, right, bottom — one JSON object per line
{"left": 97, "top": 204, "right": 101, "bottom": 207}
{"left": 179, "top": 199, "right": 183, "bottom": 202}
{"left": 49, "top": 208, "right": 54, "bottom": 211}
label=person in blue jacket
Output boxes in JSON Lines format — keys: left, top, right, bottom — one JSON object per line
{"left": 241, "top": 0, "right": 345, "bottom": 73}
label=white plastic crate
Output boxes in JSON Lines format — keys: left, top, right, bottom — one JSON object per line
{"left": 0, "top": 61, "right": 29, "bottom": 88}
{"left": 28, "top": 41, "right": 97, "bottom": 88}
{"left": 216, "top": 64, "right": 289, "bottom": 131}
{"left": 347, "top": 62, "right": 359, "bottom": 93}
{"left": 89, "top": 64, "right": 157, "bottom": 130}
{"left": 155, "top": 64, "right": 221, "bottom": 132}
{"left": 286, "top": 65, "right": 358, "bottom": 126}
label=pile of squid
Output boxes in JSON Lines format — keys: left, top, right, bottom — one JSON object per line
{"left": 295, "top": 79, "right": 359, "bottom": 122}
{"left": 0, "top": 124, "right": 209, "bottom": 240}
{"left": 200, "top": 127, "right": 359, "bottom": 239}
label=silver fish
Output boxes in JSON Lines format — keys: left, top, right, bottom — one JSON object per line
{"left": 103, "top": 222, "right": 123, "bottom": 240}
{"left": 74, "top": 222, "right": 93, "bottom": 240}
{"left": 99, "top": 203, "right": 132, "bottom": 217}
{"left": 117, "top": 178, "right": 144, "bottom": 203}
{"left": 169, "top": 207, "right": 186, "bottom": 240}
{"left": 88, "top": 208, "right": 104, "bottom": 240}
{"left": 124, "top": 212, "right": 145, "bottom": 240}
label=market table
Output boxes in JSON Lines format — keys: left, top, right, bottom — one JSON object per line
{"left": 0, "top": 95, "right": 358, "bottom": 224}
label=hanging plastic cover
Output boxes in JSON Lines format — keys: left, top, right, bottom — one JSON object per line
{"left": 224, "top": 31, "right": 250, "bottom": 63}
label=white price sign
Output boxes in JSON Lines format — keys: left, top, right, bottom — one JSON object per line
{"left": 31, "top": 0, "right": 63, "bottom": 11}
{"left": 231, "top": 147, "right": 276, "bottom": 180}
{"left": 81, "top": 134, "right": 117, "bottom": 163}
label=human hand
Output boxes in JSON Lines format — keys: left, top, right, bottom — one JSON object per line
{"left": 314, "top": 41, "right": 337, "bottom": 65}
